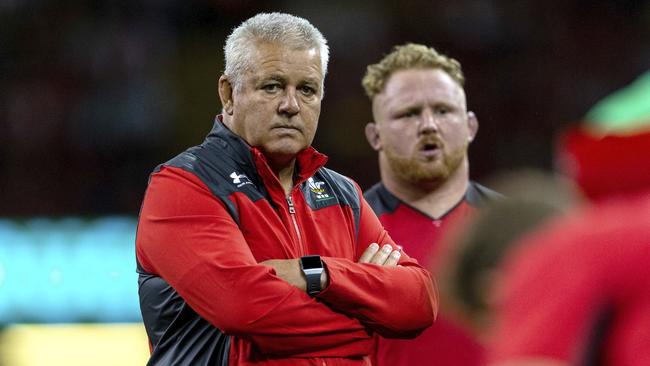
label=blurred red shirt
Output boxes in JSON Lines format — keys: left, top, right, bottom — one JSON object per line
{"left": 490, "top": 193, "right": 650, "bottom": 365}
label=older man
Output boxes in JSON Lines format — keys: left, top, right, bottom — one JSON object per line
{"left": 135, "top": 14, "right": 437, "bottom": 366}
{"left": 362, "top": 44, "right": 500, "bottom": 366}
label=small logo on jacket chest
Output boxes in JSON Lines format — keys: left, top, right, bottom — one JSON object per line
{"left": 308, "top": 177, "right": 331, "bottom": 201}
{"left": 230, "top": 172, "right": 253, "bottom": 188}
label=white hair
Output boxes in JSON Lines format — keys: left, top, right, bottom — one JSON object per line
{"left": 223, "top": 12, "right": 329, "bottom": 91}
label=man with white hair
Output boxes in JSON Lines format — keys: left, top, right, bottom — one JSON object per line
{"left": 135, "top": 13, "right": 437, "bottom": 366}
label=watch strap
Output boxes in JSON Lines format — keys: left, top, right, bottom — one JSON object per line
{"left": 300, "top": 255, "right": 323, "bottom": 297}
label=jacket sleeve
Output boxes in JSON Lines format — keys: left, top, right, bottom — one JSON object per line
{"left": 136, "top": 166, "right": 373, "bottom": 357}
{"left": 316, "top": 182, "right": 439, "bottom": 339}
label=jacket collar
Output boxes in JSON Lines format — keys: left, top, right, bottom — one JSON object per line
{"left": 209, "top": 115, "right": 328, "bottom": 190}
{"left": 206, "top": 115, "right": 255, "bottom": 167}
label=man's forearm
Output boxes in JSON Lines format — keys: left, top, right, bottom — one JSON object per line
{"left": 260, "top": 258, "right": 329, "bottom": 291}
{"left": 261, "top": 244, "right": 436, "bottom": 338}
{"left": 261, "top": 243, "right": 401, "bottom": 293}
{"left": 318, "top": 256, "right": 437, "bottom": 338}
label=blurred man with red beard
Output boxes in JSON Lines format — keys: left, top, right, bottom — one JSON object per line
{"left": 362, "top": 43, "right": 501, "bottom": 366}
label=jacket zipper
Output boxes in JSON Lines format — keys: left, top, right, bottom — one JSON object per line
{"left": 286, "top": 194, "right": 304, "bottom": 254}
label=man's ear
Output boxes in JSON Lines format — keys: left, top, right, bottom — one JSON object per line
{"left": 218, "top": 75, "right": 234, "bottom": 115}
{"left": 365, "top": 122, "right": 382, "bottom": 151}
{"left": 467, "top": 111, "right": 479, "bottom": 143}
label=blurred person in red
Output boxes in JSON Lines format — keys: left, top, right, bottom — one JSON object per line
{"left": 488, "top": 70, "right": 650, "bottom": 366}
{"left": 437, "top": 170, "right": 575, "bottom": 342}
{"left": 362, "top": 43, "right": 501, "bottom": 366}
{"left": 136, "top": 13, "right": 436, "bottom": 366}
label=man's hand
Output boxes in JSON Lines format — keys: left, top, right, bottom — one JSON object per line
{"left": 261, "top": 258, "right": 329, "bottom": 291}
{"left": 261, "top": 243, "right": 402, "bottom": 292}
{"left": 358, "top": 243, "right": 402, "bottom": 266}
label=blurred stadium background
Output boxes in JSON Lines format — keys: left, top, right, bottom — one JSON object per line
{"left": 1, "top": 1, "right": 649, "bottom": 364}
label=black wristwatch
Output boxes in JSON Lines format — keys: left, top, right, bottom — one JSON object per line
{"left": 299, "top": 255, "right": 324, "bottom": 297}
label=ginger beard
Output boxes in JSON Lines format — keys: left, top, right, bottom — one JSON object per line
{"left": 383, "top": 136, "right": 468, "bottom": 185}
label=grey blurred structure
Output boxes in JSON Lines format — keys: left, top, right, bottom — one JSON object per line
{"left": 2, "top": 0, "right": 649, "bottom": 216}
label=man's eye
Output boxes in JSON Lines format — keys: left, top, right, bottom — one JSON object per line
{"left": 400, "top": 110, "right": 419, "bottom": 118}
{"left": 435, "top": 108, "right": 449, "bottom": 115}
{"left": 299, "top": 85, "right": 316, "bottom": 96}
{"left": 262, "top": 84, "right": 281, "bottom": 92}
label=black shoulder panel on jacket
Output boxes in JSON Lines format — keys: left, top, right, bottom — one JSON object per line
{"left": 137, "top": 261, "right": 230, "bottom": 366}
{"left": 303, "top": 168, "right": 361, "bottom": 241}
{"left": 160, "top": 124, "right": 271, "bottom": 226}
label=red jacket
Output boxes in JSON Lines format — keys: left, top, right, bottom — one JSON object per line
{"left": 136, "top": 118, "right": 438, "bottom": 366}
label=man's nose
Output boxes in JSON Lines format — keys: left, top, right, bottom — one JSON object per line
{"left": 418, "top": 109, "right": 439, "bottom": 135}
{"left": 278, "top": 87, "right": 300, "bottom": 116}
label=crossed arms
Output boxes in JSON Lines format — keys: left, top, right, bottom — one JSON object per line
{"left": 136, "top": 166, "right": 437, "bottom": 357}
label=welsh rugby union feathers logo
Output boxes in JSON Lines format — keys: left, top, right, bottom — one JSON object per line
{"left": 308, "top": 177, "right": 331, "bottom": 201}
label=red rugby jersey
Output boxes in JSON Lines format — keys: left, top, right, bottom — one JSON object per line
{"left": 365, "top": 182, "right": 500, "bottom": 366}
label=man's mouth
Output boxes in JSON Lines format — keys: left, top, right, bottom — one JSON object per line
{"left": 421, "top": 142, "right": 439, "bottom": 152}
{"left": 272, "top": 124, "right": 301, "bottom": 132}
{"left": 418, "top": 141, "right": 441, "bottom": 158}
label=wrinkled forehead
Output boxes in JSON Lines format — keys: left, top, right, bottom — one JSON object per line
{"left": 245, "top": 42, "right": 320, "bottom": 72}
{"left": 249, "top": 41, "right": 322, "bottom": 66}
{"left": 242, "top": 42, "right": 324, "bottom": 89}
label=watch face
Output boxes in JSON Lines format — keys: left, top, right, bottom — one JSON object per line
{"left": 301, "top": 255, "right": 322, "bottom": 269}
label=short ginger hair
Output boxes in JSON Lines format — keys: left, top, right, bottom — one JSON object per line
{"left": 362, "top": 43, "right": 464, "bottom": 99}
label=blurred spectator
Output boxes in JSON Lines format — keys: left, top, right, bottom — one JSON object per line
{"left": 489, "top": 190, "right": 650, "bottom": 366}
{"left": 488, "top": 70, "right": 650, "bottom": 366}
{"left": 437, "top": 169, "right": 575, "bottom": 339}
{"left": 556, "top": 70, "right": 650, "bottom": 202}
